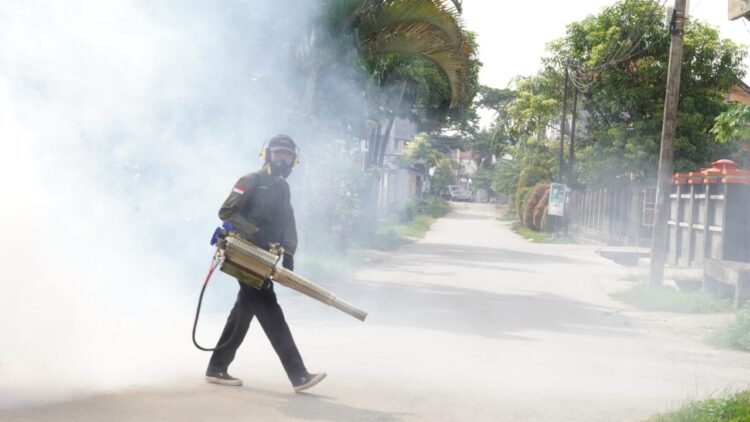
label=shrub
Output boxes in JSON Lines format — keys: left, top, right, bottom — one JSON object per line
{"left": 515, "top": 187, "right": 532, "bottom": 220}
{"left": 533, "top": 188, "right": 550, "bottom": 231}
{"left": 491, "top": 159, "right": 522, "bottom": 199}
{"left": 524, "top": 183, "right": 550, "bottom": 230}
{"left": 367, "top": 226, "right": 403, "bottom": 250}
{"left": 712, "top": 306, "right": 750, "bottom": 351}
{"left": 423, "top": 195, "right": 449, "bottom": 218}
{"left": 398, "top": 198, "right": 418, "bottom": 223}
{"left": 411, "top": 215, "right": 433, "bottom": 232}
{"left": 517, "top": 166, "right": 548, "bottom": 193}
{"left": 541, "top": 203, "right": 549, "bottom": 230}
{"left": 725, "top": 309, "right": 750, "bottom": 351}
{"left": 501, "top": 206, "right": 517, "bottom": 221}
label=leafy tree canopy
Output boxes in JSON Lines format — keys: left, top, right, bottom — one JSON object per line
{"left": 497, "top": 0, "right": 748, "bottom": 187}
{"left": 710, "top": 103, "right": 750, "bottom": 167}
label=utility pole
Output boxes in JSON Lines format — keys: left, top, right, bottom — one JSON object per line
{"left": 556, "top": 58, "right": 570, "bottom": 234}
{"left": 558, "top": 59, "right": 570, "bottom": 184}
{"left": 563, "top": 88, "right": 578, "bottom": 237}
{"left": 650, "top": 0, "right": 687, "bottom": 287}
{"left": 567, "top": 89, "right": 578, "bottom": 187}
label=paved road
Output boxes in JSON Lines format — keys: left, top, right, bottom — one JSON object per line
{"left": 4, "top": 204, "right": 750, "bottom": 421}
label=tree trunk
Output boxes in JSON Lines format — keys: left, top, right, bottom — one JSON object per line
{"left": 302, "top": 64, "right": 320, "bottom": 118}
{"left": 365, "top": 127, "right": 377, "bottom": 168}
{"left": 369, "top": 123, "right": 382, "bottom": 166}
{"left": 377, "top": 81, "right": 408, "bottom": 166}
{"left": 377, "top": 113, "right": 397, "bottom": 166}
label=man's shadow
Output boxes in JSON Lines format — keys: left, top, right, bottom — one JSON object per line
{"left": 244, "top": 386, "right": 407, "bottom": 422}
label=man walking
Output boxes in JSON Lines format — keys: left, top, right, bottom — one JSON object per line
{"left": 206, "top": 134, "right": 325, "bottom": 393}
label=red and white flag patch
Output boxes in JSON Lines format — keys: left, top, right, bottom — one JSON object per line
{"left": 232, "top": 184, "right": 245, "bottom": 195}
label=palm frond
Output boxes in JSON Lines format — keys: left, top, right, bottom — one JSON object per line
{"left": 357, "top": 0, "right": 464, "bottom": 50}
{"left": 364, "top": 22, "right": 470, "bottom": 105}
{"left": 319, "top": 0, "right": 473, "bottom": 107}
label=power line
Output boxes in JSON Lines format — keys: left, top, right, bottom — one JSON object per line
{"left": 689, "top": 0, "right": 703, "bottom": 15}
{"left": 566, "top": 0, "right": 668, "bottom": 93}
{"left": 586, "top": 0, "right": 667, "bottom": 73}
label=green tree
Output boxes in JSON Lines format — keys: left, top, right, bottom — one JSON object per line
{"left": 308, "top": 0, "right": 478, "bottom": 167}
{"left": 545, "top": 0, "right": 747, "bottom": 185}
{"left": 430, "top": 158, "right": 456, "bottom": 195}
{"left": 710, "top": 104, "right": 750, "bottom": 167}
{"left": 487, "top": 0, "right": 747, "bottom": 195}
{"left": 482, "top": 72, "right": 558, "bottom": 209}
{"left": 402, "top": 133, "right": 443, "bottom": 167}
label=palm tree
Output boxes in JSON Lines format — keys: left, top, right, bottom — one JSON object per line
{"left": 353, "top": 0, "right": 470, "bottom": 106}
{"left": 318, "top": 0, "right": 470, "bottom": 106}
{"left": 302, "top": 0, "right": 474, "bottom": 165}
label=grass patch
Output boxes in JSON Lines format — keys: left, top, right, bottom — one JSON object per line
{"left": 612, "top": 283, "right": 731, "bottom": 313}
{"left": 297, "top": 209, "right": 441, "bottom": 276}
{"left": 709, "top": 307, "right": 750, "bottom": 352}
{"left": 618, "top": 273, "right": 648, "bottom": 282}
{"left": 394, "top": 215, "right": 434, "bottom": 238}
{"left": 297, "top": 251, "right": 369, "bottom": 281}
{"left": 499, "top": 207, "right": 516, "bottom": 221}
{"left": 423, "top": 197, "right": 450, "bottom": 218}
{"left": 366, "top": 225, "right": 404, "bottom": 250}
{"left": 516, "top": 226, "right": 554, "bottom": 243}
{"left": 646, "top": 390, "right": 750, "bottom": 421}
{"left": 365, "top": 215, "right": 438, "bottom": 251}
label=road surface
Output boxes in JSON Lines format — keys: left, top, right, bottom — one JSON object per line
{"left": 3, "top": 204, "right": 750, "bottom": 421}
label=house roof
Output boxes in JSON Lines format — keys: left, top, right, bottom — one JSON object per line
{"left": 727, "top": 81, "right": 750, "bottom": 105}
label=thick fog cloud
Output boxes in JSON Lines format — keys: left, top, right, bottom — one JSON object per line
{"left": 0, "top": 0, "right": 338, "bottom": 407}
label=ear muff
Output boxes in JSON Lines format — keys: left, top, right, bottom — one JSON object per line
{"left": 260, "top": 142, "right": 269, "bottom": 162}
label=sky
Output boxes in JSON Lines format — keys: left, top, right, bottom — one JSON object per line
{"left": 462, "top": 0, "right": 750, "bottom": 90}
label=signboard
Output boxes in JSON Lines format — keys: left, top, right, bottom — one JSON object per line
{"left": 729, "top": 0, "right": 750, "bottom": 20}
{"left": 548, "top": 183, "right": 567, "bottom": 217}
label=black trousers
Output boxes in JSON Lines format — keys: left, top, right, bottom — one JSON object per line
{"left": 208, "top": 280, "right": 307, "bottom": 382}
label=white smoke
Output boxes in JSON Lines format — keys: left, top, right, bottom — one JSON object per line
{"left": 0, "top": 0, "right": 334, "bottom": 408}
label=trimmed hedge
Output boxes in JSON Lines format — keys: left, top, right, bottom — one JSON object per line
{"left": 523, "top": 183, "right": 550, "bottom": 231}
{"left": 515, "top": 187, "right": 532, "bottom": 221}
{"left": 532, "top": 188, "right": 549, "bottom": 231}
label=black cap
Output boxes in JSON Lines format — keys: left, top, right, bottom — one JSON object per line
{"left": 268, "top": 134, "right": 296, "bottom": 153}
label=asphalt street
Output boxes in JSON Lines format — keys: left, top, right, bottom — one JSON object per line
{"left": 4, "top": 203, "right": 750, "bottom": 421}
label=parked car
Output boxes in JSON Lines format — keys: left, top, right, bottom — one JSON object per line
{"left": 439, "top": 185, "right": 473, "bottom": 202}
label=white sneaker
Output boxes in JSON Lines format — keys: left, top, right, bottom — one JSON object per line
{"left": 293, "top": 372, "right": 326, "bottom": 393}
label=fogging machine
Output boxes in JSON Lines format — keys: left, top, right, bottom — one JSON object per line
{"left": 192, "top": 222, "right": 367, "bottom": 351}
